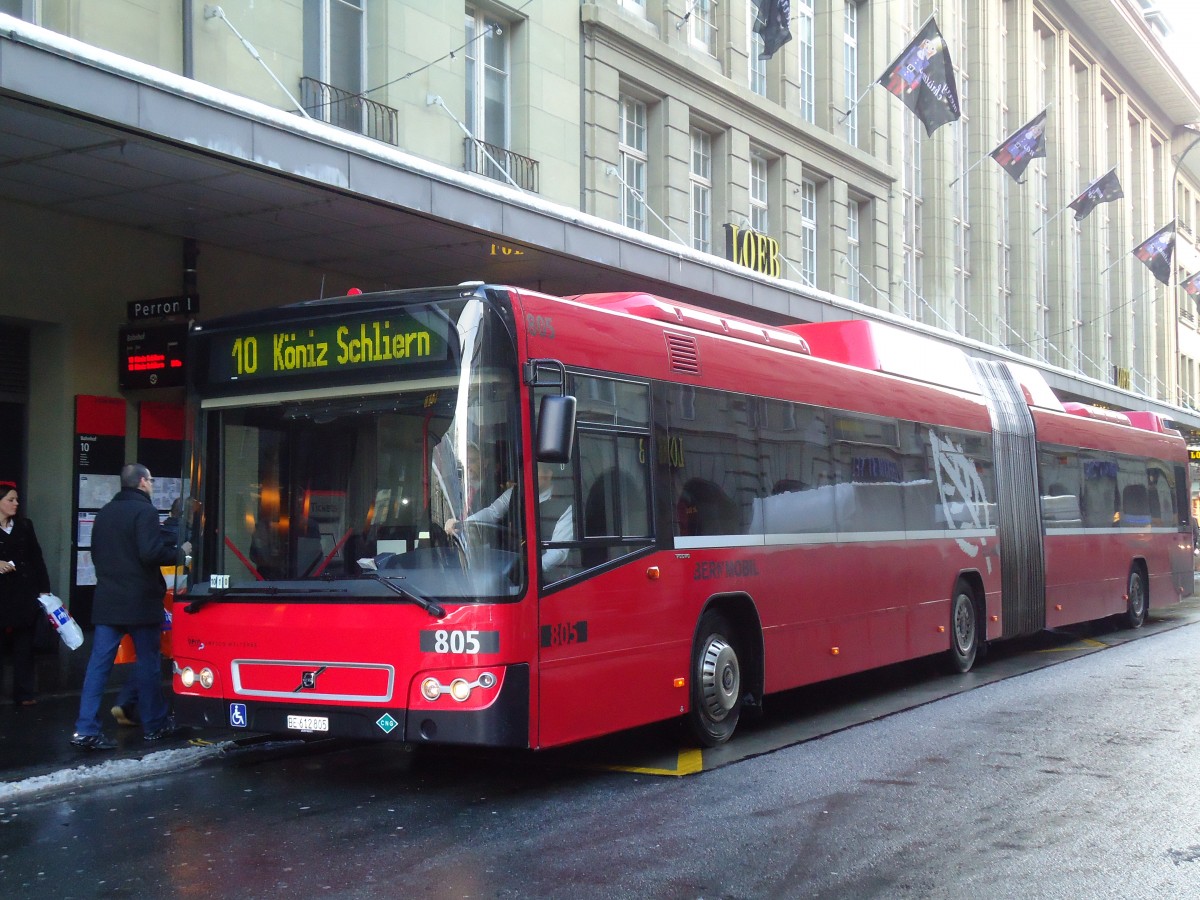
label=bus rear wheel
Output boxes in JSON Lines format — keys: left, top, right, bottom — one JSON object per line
{"left": 945, "top": 581, "right": 979, "bottom": 674}
{"left": 1123, "top": 566, "right": 1147, "bottom": 630}
{"left": 688, "top": 611, "right": 742, "bottom": 747}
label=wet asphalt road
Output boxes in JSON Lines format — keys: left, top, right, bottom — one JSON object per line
{"left": 4, "top": 620, "right": 1200, "bottom": 899}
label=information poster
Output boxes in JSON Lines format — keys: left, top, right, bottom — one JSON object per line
{"left": 72, "top": 395, "right": 127, "bottom": 627}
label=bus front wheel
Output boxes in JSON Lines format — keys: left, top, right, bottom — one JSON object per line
{"left": 945, "top": 581, "right": 979, "bottom": 674}
{"left": 1123, "top": 566, "right": 1147, "bottom": 630}
{"left": 688, "top": 611, "right": 742, "bottom": 747}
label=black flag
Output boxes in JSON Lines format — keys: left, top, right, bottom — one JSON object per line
{"left": 753, "top": 0, "right": 792, "bottom": 60}
{"left": 1132, "top": 221, "right": 1175, "bottom": 286}
{"left": 990, "top": 110, "right": 1048, "bottom": 183}
{"left": 878, "top": 17, "right": 961, "bottom": 136}
{"left": 1067, "top": 168, "right": 1123, "bottom": 221}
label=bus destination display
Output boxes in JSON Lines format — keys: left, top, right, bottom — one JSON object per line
{"left": 208, "top": 311, "right": 447, "bottom": 383}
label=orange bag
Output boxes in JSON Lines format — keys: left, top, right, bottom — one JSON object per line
{"left": 111, "top": 590, "right": 174, "bottom": 663}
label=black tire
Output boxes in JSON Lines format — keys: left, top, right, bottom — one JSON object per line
{"left": 945, "top": 580, "right": 979, "bottom": 674}
{"left": 687, "top": 611, "right": 742, "bottom": 747}
{"left": 1123, "top": 566, "right": 1147, "bottom": 629}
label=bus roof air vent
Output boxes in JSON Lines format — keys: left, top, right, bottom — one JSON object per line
{"left": 665, "top": 332, "right": 701, "bottom": 376}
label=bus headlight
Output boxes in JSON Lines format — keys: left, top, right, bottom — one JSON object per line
{"left": 418, "top": 671, "right": 497, "bottom": 703}
{"left": 421, "top": 677, "right": 442, "bottom": 701}
{"left": 177, "top": 665, "right": 215, "bottom": 690}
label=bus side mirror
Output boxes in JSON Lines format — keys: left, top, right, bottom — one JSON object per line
{"left": 536, "top": 395, "right": 576, "bottom": 463}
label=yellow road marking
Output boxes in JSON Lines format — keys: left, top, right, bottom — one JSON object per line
{"left": 604, "top": 747, "right": 704, "bottom": 777}
{"left": 1037, "top": 637, "right": 1108, "bottom": 652}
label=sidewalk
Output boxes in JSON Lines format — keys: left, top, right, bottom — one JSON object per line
{"left": 0, "top": 630, "right": 246, "bottom": 801}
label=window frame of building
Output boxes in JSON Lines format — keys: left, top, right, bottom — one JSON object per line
{"left": 843, "top": 1, "right": 859, "bottom": 144}
{"left": 1033, "top": 21, "right": 1052, "bottom": 360}
{"left": 750, "top": 151, "right": 770, "bottom": 234}
{"left": 689, "top": 0, "right": 717, "bottom": 56}
{"left": 0, "top": 0, "right": 38, "bottom": 22}
{"left": 796, "top": 0, "right": 815, "bottom": 124}
{"left": 620, "top": 95, "right": 649, "bottom": 232}
{"left": 465, "top": 5, "right": 510, "bottom": 151}
{"left": 800, "top": 178, "right": 818, "bottom": 287}
{"left": 951, "top": 9, "right": 970, "bottom": 331}
{"left": 847, "top": 199, "right": 861, "bottom": 302}
{"left": 749, "top": 1, "right": 768, "bottom": 97}
{"left": 691, "top": 128, "right": 714, "bottom": 253}
{"left": 303, "top": 0, "right": 366, "bottom": 133}
{"left": 304, "top": 0, "right": 365, "bottom": 92}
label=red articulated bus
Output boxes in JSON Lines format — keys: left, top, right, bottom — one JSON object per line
{"left": 172, "top": 283, "right": 1193, "bottom": 748}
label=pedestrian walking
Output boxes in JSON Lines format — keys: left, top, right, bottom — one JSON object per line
{"left": 71, "top": 464, "right": 189, "bottom": 750}
{"left": 0, "top": 481, "right": 53, "bottom": 707}
{"left": 110, "top": 497, "right": 184, "bottom": 727}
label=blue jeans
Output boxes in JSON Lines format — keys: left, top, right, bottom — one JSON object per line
{"left": 74, "top": 623, "right": 169, "bottom": 736}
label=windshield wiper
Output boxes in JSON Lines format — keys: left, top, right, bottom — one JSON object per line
{"left": 358, "top": 573, "right": 446, "bottom": 618}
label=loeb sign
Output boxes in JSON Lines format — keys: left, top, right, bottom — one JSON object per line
{"left": 723, "top": 224, "right": 780, "bottom": 278}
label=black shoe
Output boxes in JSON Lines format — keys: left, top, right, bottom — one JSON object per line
{"left": 70, "top": 732, "right": 117, "bottom": 751}
{"left": 143, "top": 720, "right": 187, "bottom": 742}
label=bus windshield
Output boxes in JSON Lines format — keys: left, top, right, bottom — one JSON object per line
{"left": 189, "top": 293, "right": 525, "bottom": 602}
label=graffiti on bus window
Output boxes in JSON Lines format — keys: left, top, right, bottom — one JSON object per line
{"left": 930, "top": 429, "right": 993, "bottom": 571}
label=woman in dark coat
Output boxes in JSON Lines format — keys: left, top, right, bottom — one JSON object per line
{"left": 0, "top": 481, "right": 53, "bottom": 706}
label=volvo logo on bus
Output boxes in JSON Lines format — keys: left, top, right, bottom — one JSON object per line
{"left": 295, "top": 666, "right": 327, "bottom": 692}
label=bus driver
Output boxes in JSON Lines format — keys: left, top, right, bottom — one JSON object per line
{"left": 445, "top": 462, "right": 573, "bottom": 572}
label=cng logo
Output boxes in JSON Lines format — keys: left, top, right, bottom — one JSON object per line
{"left": 376, "top": 713, "right": 399, "bottom": 734}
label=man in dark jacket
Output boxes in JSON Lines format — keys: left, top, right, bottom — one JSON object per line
{"left": 71, "top": 464, "right": 189, "bottom": 749}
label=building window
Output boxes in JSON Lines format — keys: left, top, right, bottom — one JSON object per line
{"left": 304, "top": 0, "right": 365, "bottom": 103}
{"left": 1033, "top": 24, "right": 1051, "bottom": 360}
{"left": 797, "top": 1, "right": 815, "bottom": 124}
{"left": 801, "top": 179, "right": 817, "bottom": 286}
{"left": 0, "top": 0, "right": 38, "bottom": 22}
{"left": 691, "top": 129, "right": 713, "bottom": 253}
{"left": 750, "top": 153, "right": 769, "bottom": 233}
{"left": 847, "top": 201, "right": 861, "bottom": 302}
{"left": 620, "top": 95, "right": 648, "bottom": 232}
{"left": 952, "top": 11, "right": 970, "bottom": 332}
{"left": 843, "top": 2, "right": 859, "bottom": 144}
{"left": 690, "top": 0, "right": 717, "bottom": 56}
{"left": 997, "top": 11, "right": 1011, "bottom": 339}
{"left": 465, "top": 6, "right": 509, "bottom": 151}
{"left": 901, "top": 111, "right": 923, "bottom": 317}
{"left": 749, "top": 1, "right": 767, "bottom": 97}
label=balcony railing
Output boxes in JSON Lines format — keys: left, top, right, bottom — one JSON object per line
{"left": 300, "top": 77, "right": 398, "bottom": 146}
{"left": 463, "top": 138, "right": 539, "bottom": 193}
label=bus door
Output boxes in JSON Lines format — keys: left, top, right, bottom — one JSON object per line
{"left": 531, "top": 371, "right": 658, "bottom": 747}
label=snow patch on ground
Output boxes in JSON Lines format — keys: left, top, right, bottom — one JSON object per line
{"left": 0, "top": 743, "right": 233, "bottom": 804}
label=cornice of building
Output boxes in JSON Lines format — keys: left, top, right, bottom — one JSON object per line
{"left": 1053, "top": 0, "right": 1200, "bottom": 125}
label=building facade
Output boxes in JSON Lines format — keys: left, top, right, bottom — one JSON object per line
{"left": 1, "top": 0, "right": 1199, "bottom": 596}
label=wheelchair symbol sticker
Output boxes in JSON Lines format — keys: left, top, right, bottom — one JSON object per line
{"left": 229, "top": 703, "right": 248, "bottom": 728}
